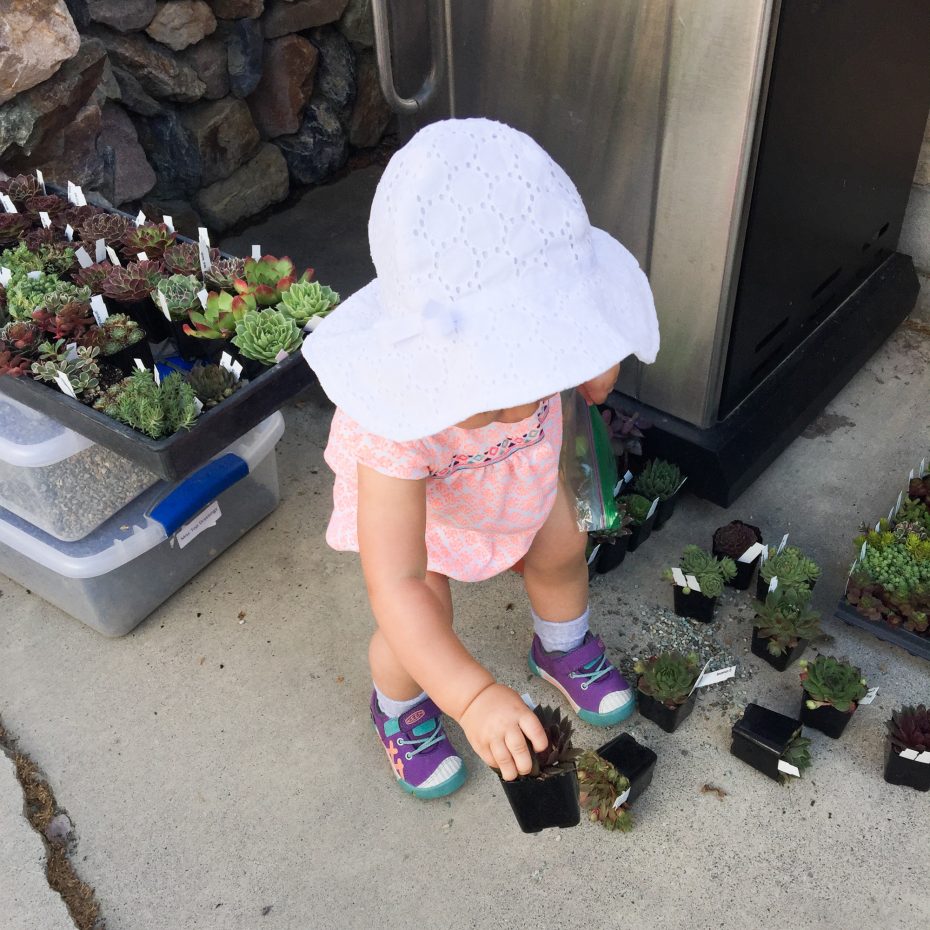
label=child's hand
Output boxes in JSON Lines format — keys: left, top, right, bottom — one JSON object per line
{"left": 458, "top": 684, "right": 549, "bottom": 781}
{"left": 578, "top": 363, "right": 621, "bottom": 405}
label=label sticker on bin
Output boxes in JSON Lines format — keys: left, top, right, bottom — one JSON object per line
{"left": 176, "top": 500, "right": 222, "bottom": 549}
{"left": 777, "top": 760, "right": 801, "bottom": 778}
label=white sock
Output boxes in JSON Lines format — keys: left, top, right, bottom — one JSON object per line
{"left": 375, "top": 685, "right": 427, "bottom": 719}
{"left": 532, "top": 606, "right": 590, "bottom": 654}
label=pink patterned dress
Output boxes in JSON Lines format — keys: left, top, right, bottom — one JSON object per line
{"left": 324, "top": 393, "right": 563, "bottom": 582}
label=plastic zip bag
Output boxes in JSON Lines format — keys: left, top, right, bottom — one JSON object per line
{"left": 560, "top": 389, "right": 621, "bottom": 533}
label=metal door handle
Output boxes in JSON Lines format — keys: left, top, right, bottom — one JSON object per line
{"left": 372, "top": 0, "right": 450, "bottom": 114}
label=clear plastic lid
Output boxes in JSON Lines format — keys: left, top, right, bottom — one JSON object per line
{"left": 0, "top": 394, "right": 94, "bottom": 467}
{"left": 0, "top": 411, "right": 285, "bottom": 578}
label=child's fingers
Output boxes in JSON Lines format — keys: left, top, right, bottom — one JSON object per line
{"left": 490, "top": 737, "right": 518, "bottom": 781}
{"left": 504, "top": 727, "right": 534, "bottom": 776}
{"left": 577, "top": 384, "right": 593, "bottom": 406}
{"left": 520, "top": 711, "right": 550, "bottom": 754}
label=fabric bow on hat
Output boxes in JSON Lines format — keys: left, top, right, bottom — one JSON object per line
{"left": 380, "top": 300, "right": 461, "bottom": 346}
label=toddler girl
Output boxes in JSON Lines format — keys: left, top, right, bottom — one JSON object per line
{"left": 303, "top": 119, "right": 659, "bottom": 799}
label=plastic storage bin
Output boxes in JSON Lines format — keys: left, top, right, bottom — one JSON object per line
{"left": 0, "top": 394, "right": 158, "bottom": 541}
{"left": 0, "top": 412, "right": 284, "bottom": 636}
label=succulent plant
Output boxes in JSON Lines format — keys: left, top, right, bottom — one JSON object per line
{"left": 760, "top": 545, "right": 821, "bottom": 595}
{"left": 780, "top": 733, "right": 812, "bottom": 782}
{"left": 100, "top": 261, "right": 164, "bottom": 303}
{"left": 633, "top": 459, "right": 683, "bottom": 501}
{"left": 634, "top": 651, "right": 701, "bottom": 706}
{"left": 620, "top": 492, "right": 652, "bottom": 525}
{"left": 89, "top": 313, "right": 145, "bottom": 355}
{"left": 0, "top": 213, "right": 32, "bottom": 247}
{"left": 667, "top": 544, "right": 737, "bottom": 598}
{"left": 2, "top": 174, "right": 42, "bottom": 202}
{"left": 155, "top": 274, "right": 201, "bottom": 320}
{"left": 163, "top": 242, "right": 221, "bottom": 276}
{"left": 184, "top": 291, "right": 255, "bottom": 340}
{"left": 231, "top": 309, "right": 302, "bottom": 365}
{"left": 24, "top": 227, "right": 58, "bottom": 252}
{"left": 600, "top": 406, "right": 651, "bottom": 470}
{"left": 576, "top": 751, "right": 633, "bottom": 832}
{"left": 590, "top": 497, "right": 633, "bottom": 540}
{"left": 0, "top": 342, "right": 31, "bottom": 376}
{"left": 24, "top": 193, "right": 67, "bottom": 218}
{"left": 204, "top": 256, "right": 246, "bottom": 291}
{"left": 119, "top": 222, "right": 177, "bottom": 262}
{"left": 754, "top": 588, "right": 822, "bottom": 656}
{"left": 799, "top": 655, "right": 868, "bottom": 712}
{"left": 713, "top": 520, "right": 762, "bottom": 559}
{"left": 52, "top": 204, "right": 101, "bottom": 231}
{"left": 908, "top": 475, "right": 930, "bottom": 507}
{"left": 186, "top": 363, "right": 242, "bottom": 408}
{"left": 0, "top": 321, "right": 43, "bottom": 356}
{"left": 78, "top": 211, "right": 134, "bottom": 246}
{"left": 73, "top": 261, "right": 112, "bottom": 294}
{"left": 233, "top": 255, "right": 311, "bottom": 307}
{"left": 526, "top": 704, "right": 581, "bottom": 778}
{"left": 31, "top": 339, "right": 100, "bottom": 396}
{"left": 5, "top": 272, "right": 89, "bottom": 321}
{"left": 276, "top": 279, "right": 340, "bottom": 329}
{"left": 32, "top": 300, "right": 95, "bottom": 342}
{"left": 887, "top": 704, "right": 930, "bottom": 753}
{"left": 93, "top": 368, "right": 199, "bottom": 439}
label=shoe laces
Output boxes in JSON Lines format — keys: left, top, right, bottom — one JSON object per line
{"left": 569, "top": 652, "right": 612, "bottom": 691}
{"left": 395, "top": 719, "right": 447, "bottom": 761}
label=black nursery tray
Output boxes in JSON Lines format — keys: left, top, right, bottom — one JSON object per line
{"left": 0, "top": 353, "right": 313, "bottom": 481}
{"left": 834, "top": 599, "right": 930, "bottom": 662}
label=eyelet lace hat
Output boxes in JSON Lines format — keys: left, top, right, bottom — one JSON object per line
{"left": 303, "top": 118, "right": 659, "bottom": 441}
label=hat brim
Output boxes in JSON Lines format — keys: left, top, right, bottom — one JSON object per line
{"left": 303, "top": 226, "right": 659, "bottom": 441}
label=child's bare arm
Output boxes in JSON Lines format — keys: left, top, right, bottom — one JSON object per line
{"left": 357, "top": 463, "right": 547, "bottom": 779}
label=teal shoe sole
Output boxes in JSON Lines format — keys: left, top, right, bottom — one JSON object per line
{"left": 398, "top": 764, "right": 467, "bottom": 800}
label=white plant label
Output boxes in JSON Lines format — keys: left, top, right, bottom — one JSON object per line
{"left": 685, "top": 573, "right": 702, "bottom": 593}
{"left": 252, "top": 244, "right": 261, "bottom": 260}
{"left": 25, "top": 270, "right": 42, "bottom": 280}
{"left": 848, "top": 559, "right": 858, "bottom": 578}
{"left": 198, "top": 227, "right": 211, "bottom": 248}
{"left": 587, "top": 544, "right": 601, "bottom": 566}
{"left": 153, "top": 365, "right": 161, "bottom": 385}
{"left": 38, "top": 211, "right": 51, "bottom": 229}
{"left": 613, "top": 480, "right": 623, "bottom": 497}
{"left": 624, "top": 470, "right": 634, "bottom": 484}
{"left": 64, "top": 342, "right": 78, "bottom": 361}
{"left": 916, "top": 751, "right": 930, "bottom": 764}
{"left": 162, "top": 215, "right": 174, "bottom": 232}
{"left": 134, "top": 358, "right": 146, "bottom": 372}
{"left": 74, "top": 185, "right": 86, "bottom": 206}
{"left": 176, "top": 500, "right": 222, "bottom": 549}
{"left": 135, "top": 210, "right": 146, "bottom": 227}
{"left": 612, "top": 786, "right": 631, "bottom": 809}
{"left": 895, "top": 491, "right": 903, "bottom": 514}
{"left": 137, "top": 251, "right": 149, "bottom": 263}
{"left": 303, "top": 316, "right": 323, "bottom": 333}
{"left": 646, "top": 496, "right": 659, "bottom": 519}
{"left": 900, "top": 749, "right": 920, "bottom": 761}
{"left": 0, "top": 267, "right": 10, "bottom": 287}
{"left": 760, "top": 546, "right": 769, "bottom": 564}
{"left": 193, "top": 397, "right": 204, "bottom": 415}
{"left": 671, "top": 567, "right": 688, "bottom": 588}
{"left": 219, "top": 351, "right": 233, "bottom": 371}
{"left": 688, "top": 658, "right": 713, "bottom": 696}
{"left": 54, "top": 371, "right": 77, "bottom": 398}
{"left": 520, "top": 693, "right": 538, "bottom": 710}
{"left": 196, "top": 288, "right": 208, "bottom": 308}
{"left": 35, "top": 169, "right": 45, "bottom": 194}
{"left": 74, "top": 246, "right": 93, "bottom": 268}
{"left": 860, "top": 540, "right": 868, "bottom": 561}
{"left": 198, "top": 239, "right": 212, "bottom": 274}
{"left": 910, "top": 469, "right": 915, "bottom": 482}
{"left": 90, "top": 295, "right": 109, "bottom": 325}
{"left": 274, "top": 348, "right": 290, "bottom": 363}
{"left": 675, "top": 476, "right": 688, "bottom": 493}
{"left": 738, "top": 542, "right": 766, "bottom": 564}
{"left": 768, "top": 576, "right": 779, "bottom": 594}
{"left": 858, "top": 687, "right": 879, "bottom": 706}
{"left": 921, "top": 458, "right": 927, "bottom": 477}
{"left": 777, "top": 760, "right": 801, "bottom": 778}
{"left": 694, "top": 666, "right": 736, "bottom": 689}
{"left": 106, "top": 245, "right": 121, "bottom": 266}
{"left": 231, "top": 360, "right": 243, "bottom": 379}
{"left": 874, "top": 521, "right": 881, "bottom": 533}
{"left": 66, "top": 180, "right": 77, "bottom": 204}
{"left": 64, "top": 224, "right": 74, "bottom": 241}
{"left": 95, "top": 238, "right": 106, "bottom": 263}
{"left": 0, "top": 193, "right": 16, "bottom": 213}
{"left": 777, "top": 533, "right": 789, "bottom": 554}
{"left": 155, "top": 290, "right": 172, "bottom": 320}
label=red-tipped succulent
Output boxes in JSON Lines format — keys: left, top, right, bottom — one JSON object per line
{"left": 232, "top": 255, "right": 313, "bottom": 307}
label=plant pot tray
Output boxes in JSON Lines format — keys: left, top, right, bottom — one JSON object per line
{"left": 834, "top": 599, "right": 930, "bottom": 662}
{"left": 0, "top": 352, "right": 313, "bottom": 482}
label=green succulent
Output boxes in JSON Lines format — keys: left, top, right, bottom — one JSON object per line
{"left": 857, "top": 538, "right": 930, "bottom": 598}
{"left": 634, "top": 651, "right": 701, "bottom": 706}
{"left": 93, "top": 368, "right": 199, "bottom": 439}
{"left": 760, "top": 545, "right": 821, "bottom": 595}
{"left": 780, "top": 733, "right": 812, "bottom": 783}
{"left": 92, "top": 313, "right": 144, "bottom": 355}
{"left": 155, "top": 274, "right": 201, "bottom": 320}
{"left": 633, "top": 459, "right": 683, "bottom": 501}
{"left": 754, "top": 587, "right": 821, "bottom": 656}
{"left": 6, "top": 272, "right": 88, "bottom": 321}
{"left": 576, "top": 751, "right": 633, "bottom": 832}
{"left": 233, "top": 255, "right": 311, "bottom": 307}
{"left": 231, "top": 309, "right": 302, "bottom": 365}
{"left": 670, "top": 544, "right": 737, "bottom": 598}
{"left": 184, "top": 291, "right": 255, "bottom": 340}
{"left": 0, "top": 242, "right": 45, "bottom": 275}
{"left": 621, "top": 493, "right": 653, "bottom": 525}
{"left": 186, "top": 363, "right": 242, "bottom": 408}
{"left": 30, "top": 338, "right": 100, "bottom": 396}
{"left": 799, "top": 656, "right": 868, "bottom": 712}
{"left": 276, "top": 279, "right": 340, "bottom": 329}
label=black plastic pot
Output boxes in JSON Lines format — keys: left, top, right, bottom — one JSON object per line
{"left": 730, "top": 702, "right": 802, "bottom": 783}
{"left": 171, "top": 321, "right": 224, "bottom": 363}
{"left": 652, "top": 492, "right": 679, "bottom": 530}
{"left": 799, "top": 690, "right": 855, "bottom": 739}
{"left": 751, "top": 627, "right": 807, "bottom": 671}
{"left": 625, "top": 509, "right": 657, "bottom": 553}
{"left": 101, "top": 338, "right": 153, "bottom": 376}
{"left": 712, "top": 522, "right": 763, "bottom": 590}
{"left": 592, "top": 533, "right": 630, "bottom": 574}
{"left": 501, "top": 768, "right": 581, "bottom": 833}
{"left": 636, "top": 688, "right": 696, "bottom": 734}
{"left": 883, "top": 740, "right": 930, "bottom": 792}
{"left": 596, "top": 732, "right": 657, "bottom": 803}
{"left": 231, "top": 351, "right": 271, "bottom": 382}
{"left": 673, "top": 586, "right": 718, "bottom": 623}
{"left": 112, "top": 296, "right": 172, "bottom": 343}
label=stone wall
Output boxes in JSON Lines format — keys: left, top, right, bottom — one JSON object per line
{"left": 901, "top": 114, "right": 930, "bottom": 319}
{"left": 0, "top": 0, "right": 391, "bottom": 233}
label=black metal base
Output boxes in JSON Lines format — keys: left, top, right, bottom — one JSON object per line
{"left": 611, "top": 253, "right": 920, "bottom": 506}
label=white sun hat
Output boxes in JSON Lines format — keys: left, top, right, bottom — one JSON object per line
{"left": 302, "top": 117, "right": 659, "bottom": 441}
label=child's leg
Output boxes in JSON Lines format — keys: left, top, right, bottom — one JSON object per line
{"left": 523, "top": 481, "right": 635, "bottom": 726}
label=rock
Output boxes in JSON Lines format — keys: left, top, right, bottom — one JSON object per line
{"left": 87, "top": 0, "right": 156, "bottom": 32}
{"left": 95, "top": 57, "right": 122, "bottom": 106}
{"left": 338, "top": 0, "right": 373, "bottom": 47}
{"left": 223, "top": 17, "right": 264, "bottom": 98}
{"left": 90, "top": 27, "right": 206, "bottom": 103}
{"left": 0, "top": 1, "right": 81, "bottom": 105}
{"left": 180, "top": 96, "right": 261, "bottom": 186}
{"left": 308, "top": 26, "right": 355, "bottom": 126}
{"left": 262, "top": 0, "right": 350, "bottom": 39}
{"left": 96, "top": 103, "right": 156, "bottom": 204}
{"left": 211, "top": 0, "right": 263, "bottom": 17}
{"left": 178, "top": 36, "right": 230, "bottom": 101}
{"left": 247, "top": 36, "right": 318, "bottom": 139}
{"left": 64, "top": 0, "right": 91, "bottom": 31}
{"left": 349, "top": 47, "right": 391, "bottom": 148}
{"left": 112, "top": 67, "right": 164, "bottom": 116}
{"left": 275, "top": 98, "right": 347, "bottom": 184}
{"left": 146, "top": 1, "right": 217, "bottom": 53}
{"left": 0, "top": 38, "right": 106, "bottom": 158}
{"left": 195, "top": 141, "right": 288, "bottom": 232}
{"left": 131, "top": 107, "right": 202, "bottom": 198}
{"left": 30, "top": 102, "right": 104, "bottom": 190}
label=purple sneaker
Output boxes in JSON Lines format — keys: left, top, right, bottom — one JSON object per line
{"left": 370, "top": 692, "right": 466, "bottom": 799}
{"left": 529, "top": 633, "right": 635, "bottom": 726}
